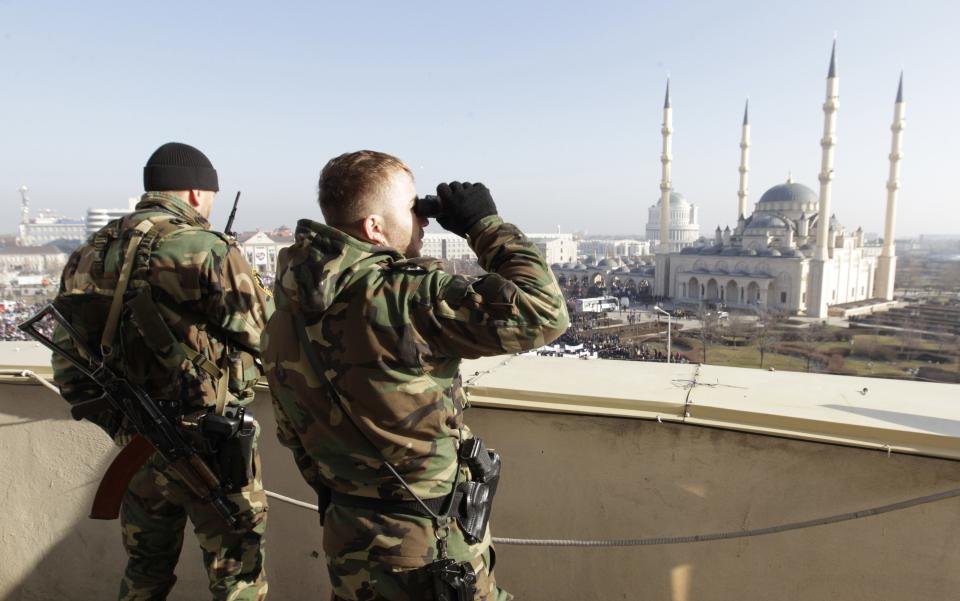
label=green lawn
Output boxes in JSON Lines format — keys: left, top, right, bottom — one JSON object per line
{"left": 675, "top": 327, "right": 958, "bottom": 379}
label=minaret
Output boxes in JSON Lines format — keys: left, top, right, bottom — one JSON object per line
{"left": 654, "top": 79, "right": 674, "bottom": 298}
{"left": 808, "top": 42, "right": 840, "bottom": 317}
{"left": 658, "top": 79, "right": 673, "bottom": 253}
{"left": 19, "top": 185, "right": 30, "bottom": 224}
{"left": 875, "top": 73, "right": 905, "bottom": 300}
{"left": 737, "top": 100, "right": 750, "bottom": 220}
{"left": 815, "top": 42, "right": 839, "bottom": 261}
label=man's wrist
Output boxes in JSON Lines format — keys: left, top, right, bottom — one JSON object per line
{"left": 465, "top": 214, "right": 504, "bottom": 243}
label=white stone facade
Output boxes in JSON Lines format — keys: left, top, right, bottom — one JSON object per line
{"left": 238, "top": 231, "right": 293, "bottom": 276}
{"left": 421, "top": 233, "right": 477, "bottom": 261}
{"left": 0, "top": 246, "right": 69, "bottom": 275}
{"left": 527, "top": 234, "right": 577, "bottom": 265}
{"left": 86, "top": 198, "right": 139, "bottom": 235}
{"left": 645, "top": 192, "right": 700, "bottom": 249}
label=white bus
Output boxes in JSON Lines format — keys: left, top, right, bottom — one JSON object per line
{"left": 575, "top": 296, "right": 619, "bottom": 313}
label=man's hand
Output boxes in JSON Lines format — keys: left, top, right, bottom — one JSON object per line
{"left": 435, "top": 182, "right": 498, "bottom": 237}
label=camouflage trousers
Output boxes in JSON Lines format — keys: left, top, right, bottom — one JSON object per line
{"left": 118, "top": 447, "right": 268, "bottom": 601}
{"left": 328, "top": 546, "right": 512, "bottom": 601}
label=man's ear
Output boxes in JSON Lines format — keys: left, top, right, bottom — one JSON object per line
{"left": 187, "top": 189, "right": 203, "bottom": 209}
{"left": 361, "top": 215, "right": 389, "bottom": 246}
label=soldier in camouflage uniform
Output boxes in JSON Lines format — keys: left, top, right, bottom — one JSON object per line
{"left": 263, "top": 150, "right": 569, "bottom": 600}
{"left": 51, "top": 143, "right": 273, "bottom": 601}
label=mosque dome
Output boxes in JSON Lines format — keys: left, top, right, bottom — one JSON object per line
{"left": 746, "top": 214, "right": 790, "bottom": 230}
{"left": 574, "top": 263, "right": 587, "bottom": 270}
{"left": 597, "top": 258, "right": 618, "bottom": 269}
{"left": 758, "top": 182, "right": 818, "bottom": 206}
{"left": 655, "top": 191, "right": 690, "bottom": 207}
{"left": 584, "top": 256, "right": 597, "bottom": 266}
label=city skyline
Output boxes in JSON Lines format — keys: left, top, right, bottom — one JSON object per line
{"left": 2, "top": 1, "right": 958, "bottom": 238}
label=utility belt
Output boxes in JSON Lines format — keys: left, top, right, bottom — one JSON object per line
{"left": 328, "top": 437, "right": 500, "bottom": 601}
{"left": 330, "top": 437, "right": 501, "bottom": 546}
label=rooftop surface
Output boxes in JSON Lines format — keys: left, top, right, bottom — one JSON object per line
{"left": 5, "top": 341, "right": 958, "bottom": 461}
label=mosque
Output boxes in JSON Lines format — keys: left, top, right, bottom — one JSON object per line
{"left": 653, "top": 43, "right": 904, "bottom": 317}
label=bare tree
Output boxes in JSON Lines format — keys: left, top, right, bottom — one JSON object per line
{"left": 695, "top": 304, "right": 718, "bottom": 364}
{"left": 755, "top": 311, "right": 781, "bottom": 369}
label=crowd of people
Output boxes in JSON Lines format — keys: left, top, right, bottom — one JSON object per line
{"left": 0, "top": 302, "right": 52, "bottom": 342}
{"left": 553, "top": 318, "right": 689, "bottom": 363}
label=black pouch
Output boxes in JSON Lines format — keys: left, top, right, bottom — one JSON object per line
{"left": 456, "top": 438, "right": 501, "bottom": 544}
{"left": 202, "top": 407, "right": 256, "bottom": 492}
{"left": 428, "top": 558, "right": 477, "bottom": 601}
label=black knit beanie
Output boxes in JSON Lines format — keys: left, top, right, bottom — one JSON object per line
{"left": 143, "top": 142, "right": 219, "bottom": 192}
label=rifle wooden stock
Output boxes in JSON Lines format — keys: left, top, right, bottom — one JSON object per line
{"left": 89, "top": 435, "right": 155, "bottom": 520}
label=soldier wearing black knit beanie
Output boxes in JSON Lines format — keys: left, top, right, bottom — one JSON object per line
{"left": 143, "top": 142, "right": 220, "bottom": 193}
{"left": 49, "top": 141, "right": 272, "bottom": 599}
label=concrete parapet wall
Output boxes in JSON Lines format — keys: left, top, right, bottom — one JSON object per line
{"left": 2, "top": 380, "right": 960, "bottom": 600}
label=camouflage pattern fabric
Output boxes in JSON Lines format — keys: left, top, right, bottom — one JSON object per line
{"left": 119, "top": 435, "right": 268, "bottom": 601}
{"left": 329, "top": 545, "right": 508, "bottom": 601}
{"left": 50, "top": 192, "right": 273, "bottom": 600}
{"left": 52, "top": 192, "right": 269, "bottom": 421}
{"left": 263, "top": 214, "right": 568, "bottom": 600}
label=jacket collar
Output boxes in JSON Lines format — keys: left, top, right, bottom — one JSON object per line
{"left": 294, "top": 218, "right": 404, "bottom": 261}
{"left": 135, "top": 192, "right": 211, "bottom": 229}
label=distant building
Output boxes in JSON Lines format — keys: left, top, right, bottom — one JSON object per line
{"left": 237, "top": 231, "right": 294, "bottom": 276}
{"left": 653, "top": 44, "right": 902, "bottom": 316}
{"left": 16, "top": 186, "right": 86, "bottom": 247}
{"left": 86, "top": 198, "right": 139, "bottom": 235}
{"left": 579, "top": 238, "right": 651, "bottom": 259}
{"left": 0, "top": 246, "right": 69, "bottom": 274}
{"left": 422, "top": 233, "right": 477, "bottom": 261}
{"left": 526, "top": 233, "right": 578, "bottom": 265}
{"left": 645, "top": 191, "right": 700, "bottom": 250}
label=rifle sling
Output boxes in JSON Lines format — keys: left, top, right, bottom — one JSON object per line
{"left": 112, "top": 227, "right": 230, "bottom": 415}
{"left": 101, "top": 219, "right": 155, "bottom": 355}
{"left": 292, "top": 312, "right": 461, "bottom": 524}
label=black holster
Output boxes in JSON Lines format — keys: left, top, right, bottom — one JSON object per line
{"left": 428, "top": 558, "right": 478, "bottom": 601}
{"left": 455, "top": 437, "right": 501, "bottom": 545}
{"left": 201, "top": 407, "right": 256, "bottom": 492}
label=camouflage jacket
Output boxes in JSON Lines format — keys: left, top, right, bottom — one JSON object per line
{"left": 52, "top": 192, "right": 273, "bottom": 428}
{"left": 263, "top": 215, "right": 569, "bottom": 567}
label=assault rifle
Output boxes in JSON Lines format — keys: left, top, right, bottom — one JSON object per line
{"left": 224, "top": 191, "right": 241, "bottom": 238}
{"left": 19, "top": 304, "right": 240, "bottom": 526}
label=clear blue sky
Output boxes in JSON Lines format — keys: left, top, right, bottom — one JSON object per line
{"left": 2, "top": 0, "right": 957, "bottom": 237}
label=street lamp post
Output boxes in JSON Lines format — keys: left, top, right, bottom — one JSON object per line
{"left": 654, "top": 305, "right": 672, "bottom": 363}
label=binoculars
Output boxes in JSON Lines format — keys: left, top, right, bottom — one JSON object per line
{"left": 414, "top": 195, "right": 443, "bottom": 218}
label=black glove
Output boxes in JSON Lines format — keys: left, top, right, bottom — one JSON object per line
{"left": 435, "top": 181, "right": 498, "bottom": 237}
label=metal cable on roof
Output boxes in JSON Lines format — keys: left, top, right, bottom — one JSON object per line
{"left": 9, "top": 367, "right": 960, "bottom": 548}
{"left": 266, "top": 486, "right": 960, "bottom": 547}
{"left": 0, "top": 368, "right": 61, "bottom": 395}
